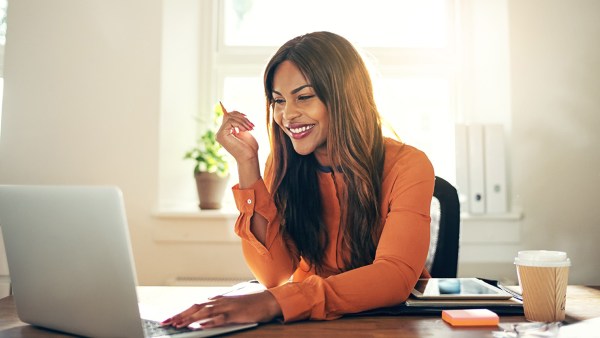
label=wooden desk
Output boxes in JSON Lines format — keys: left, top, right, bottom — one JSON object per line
{"left": 1, "top": 286, "right": 599, "bottom": 338}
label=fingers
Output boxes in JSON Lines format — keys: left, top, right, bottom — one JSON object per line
{"left": 195, "top": 313, "right": 227, "bottom": 329}
{"left": 223, "top": 112, "right": 254, "bottom": 135}
{"left": 162, "top": 292, "right": 279, "bottom": 330}
{"left": 208, "top": 294, "right": 224, "bottom": 300}
{"left": 164, "top": 302, "right": 229, "bottom": 329}
{"left": 218, "top": 102, "right": 253, "bottom": 134}
{"left": 165, "top": 304, "right": 206, "bottom": 329}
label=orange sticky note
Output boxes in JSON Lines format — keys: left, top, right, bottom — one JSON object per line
{"left": 442, "top": 309, "right": 499, "bottom": 327}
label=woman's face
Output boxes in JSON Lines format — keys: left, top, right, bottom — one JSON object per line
{"left": 272, "top": 60, "right": 330, "bottom": 165}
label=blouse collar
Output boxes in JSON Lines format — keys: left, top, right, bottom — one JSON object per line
{"left": 316, "top": 163, "right": 343, "bottom": 173}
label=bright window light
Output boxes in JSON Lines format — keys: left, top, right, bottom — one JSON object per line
{"left": 223, "top": 0, "right": 448, "bottom": 48}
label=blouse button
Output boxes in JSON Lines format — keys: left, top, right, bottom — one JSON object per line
{"left": 247, "top": 199, "right": 252, "bottom": 205}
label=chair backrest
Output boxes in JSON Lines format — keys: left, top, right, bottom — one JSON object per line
{"left": 425, "top": 176, "right": 460, "bottom": 277}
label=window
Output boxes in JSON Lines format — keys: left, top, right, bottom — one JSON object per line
{"left": 158, "top": 0, "right": 459, "bottom": 211}
{"left": 218, "top": 0, "right": 457, "bottom": 181}
{"left": 221, "top": 0, "right": 448, "bottom": 48}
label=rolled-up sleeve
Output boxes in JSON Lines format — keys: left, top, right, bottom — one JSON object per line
{"left": 232, "top": 178, "right": 298, "bottom": 287}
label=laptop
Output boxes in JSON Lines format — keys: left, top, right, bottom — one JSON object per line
{"left": 0, "top": 185, "right": 257, "bottom": 338}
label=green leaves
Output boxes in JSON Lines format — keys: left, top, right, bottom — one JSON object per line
{"left": 183, "top": 105, "right": 230, "bottom": 177}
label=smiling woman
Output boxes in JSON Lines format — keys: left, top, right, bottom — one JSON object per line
{"left": 161, "top": 30, "right": 435, "bottom": 329}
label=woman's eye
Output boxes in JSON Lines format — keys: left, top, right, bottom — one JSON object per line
{"left": 273, "top": 98, "right": 285, "bottom": 105}
{"left": 298, "top": 95, "right": 314, "bottom": 101}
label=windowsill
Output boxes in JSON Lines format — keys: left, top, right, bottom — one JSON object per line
{"left": 152, "top": 206, "right": 524, "bottom": 221}
{"left": 152, "top": 206, "right": 239, "bottom": 220}
{"left": 151, "top": 205, "right": 524, "bottom": 246}
{"left": 152, "top": 205, "right": 523, "bottom": 222}
{"left": 151, "top": 205, "right": 241, "bottom": 243}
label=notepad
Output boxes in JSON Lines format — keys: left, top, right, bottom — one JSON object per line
{"left": 442, "top": 309, "right": 499, "bottom": 327}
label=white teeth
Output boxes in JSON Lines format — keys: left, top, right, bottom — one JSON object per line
{"left": 289, "top": 125, "right": 314, "bottom": 134}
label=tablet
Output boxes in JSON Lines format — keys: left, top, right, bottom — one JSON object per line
{"left": 410, "top": 278, "right": 513, "bottom": 300}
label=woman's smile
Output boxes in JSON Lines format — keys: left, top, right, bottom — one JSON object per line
{"left": 286, "top": 123, "right": 316, "bottom": 139}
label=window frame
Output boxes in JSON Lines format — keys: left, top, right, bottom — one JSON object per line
{"left": 160, "top": 0, "right": 471, "bottom": 213}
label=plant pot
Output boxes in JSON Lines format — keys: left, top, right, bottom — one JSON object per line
{"left": 194, "top": 172, "right": 230, "bottom": 209}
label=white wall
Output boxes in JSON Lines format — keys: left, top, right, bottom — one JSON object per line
{"left": 455, "top": 0, "right": 600, "bottom": 285}
{"left": 0, "top": 0, "right": 598, "bottom": 286}
{"left": 0, "top": 0, "right": 252, "bottom": 285}
{"left": 508, "top": 0, "right": 600, "bottom": 284}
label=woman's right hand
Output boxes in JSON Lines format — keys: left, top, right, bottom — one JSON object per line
{"left": 161, "top": 291, "right": 282, "bottom": 330}
{"left": 215, "top": 106, "right": 259, "bottom": 163}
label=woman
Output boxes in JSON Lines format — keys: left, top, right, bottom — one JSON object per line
{"left": 163, "top": 31, "right": 434, "bottom": 329}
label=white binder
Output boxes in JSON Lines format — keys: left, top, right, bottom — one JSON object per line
{"left": 0, "top": 227, "right": 10, "bottom": 298}
{"left": 455, "top": 124, "right": 470, "bottom": 211}
{"left": 484, "top": 124, "right": 508, "bottom": 213}
{"left": 467, "top": 124, "right": 486, "bottom": 214}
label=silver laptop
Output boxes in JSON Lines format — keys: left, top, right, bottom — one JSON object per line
{"left": 0, "top": 185, "right": 257, "bottom": 338}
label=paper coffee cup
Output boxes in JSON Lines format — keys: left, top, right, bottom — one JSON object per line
{"left": 514, "top": 250, "right": 571, "bottom": 322}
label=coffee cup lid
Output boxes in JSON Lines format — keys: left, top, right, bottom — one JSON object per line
{"left": 514, "top": 250, "right": 571, "bottom": 267}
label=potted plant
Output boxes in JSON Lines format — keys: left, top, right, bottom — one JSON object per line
{"left": 184, "top": 104, "right": 230, "bottom": 209}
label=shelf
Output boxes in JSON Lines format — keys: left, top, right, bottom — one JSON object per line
{"left": 460, "top": 209, "right": 523, "bottom": 222}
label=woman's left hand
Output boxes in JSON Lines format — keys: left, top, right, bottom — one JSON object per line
{"left": 161, "top": 290, "right": 282, "bottom": 329}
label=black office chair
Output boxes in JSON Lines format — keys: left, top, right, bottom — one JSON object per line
{"left": 424, "top": 176, "right": 460, "bottom": 278}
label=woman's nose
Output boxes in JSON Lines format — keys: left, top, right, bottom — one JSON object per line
{"left": 282, "top": 102, "right": 301, "bottom": 121}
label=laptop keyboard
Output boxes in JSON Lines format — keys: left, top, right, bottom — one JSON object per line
{"left": 143, "top": 319, "right": 194, "bottom": 337}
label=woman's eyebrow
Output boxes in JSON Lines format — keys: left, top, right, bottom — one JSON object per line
{"left": 291, "top": 84, "right": 313, "bottom": 94}
{"left": 272, "top": 84, "right": 313, "bottom": 96}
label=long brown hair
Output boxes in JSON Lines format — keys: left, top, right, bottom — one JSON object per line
{"left": 263, "top": 31, "right": 385, "bottom": 272}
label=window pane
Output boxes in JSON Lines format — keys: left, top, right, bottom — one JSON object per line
{"left": 374, "top": 77, "right": 455, "bottom": 182}
{"left": 223, "top": 0, "right": 448, "bottom": 48}
{"left": 222, "top": 76, "right": 271, "bottom": 175}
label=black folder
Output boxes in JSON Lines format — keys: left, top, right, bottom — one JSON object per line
{"left": 351, "top": 278, "right": 524, "bottom": 317}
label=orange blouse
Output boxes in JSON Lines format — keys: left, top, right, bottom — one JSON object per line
{"left": 232, "top": 138, "right": 434, "bottom": 322}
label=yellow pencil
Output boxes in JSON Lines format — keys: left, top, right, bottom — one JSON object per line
{"left": 219, "top": 101, "right": 228, "bottom": 116}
